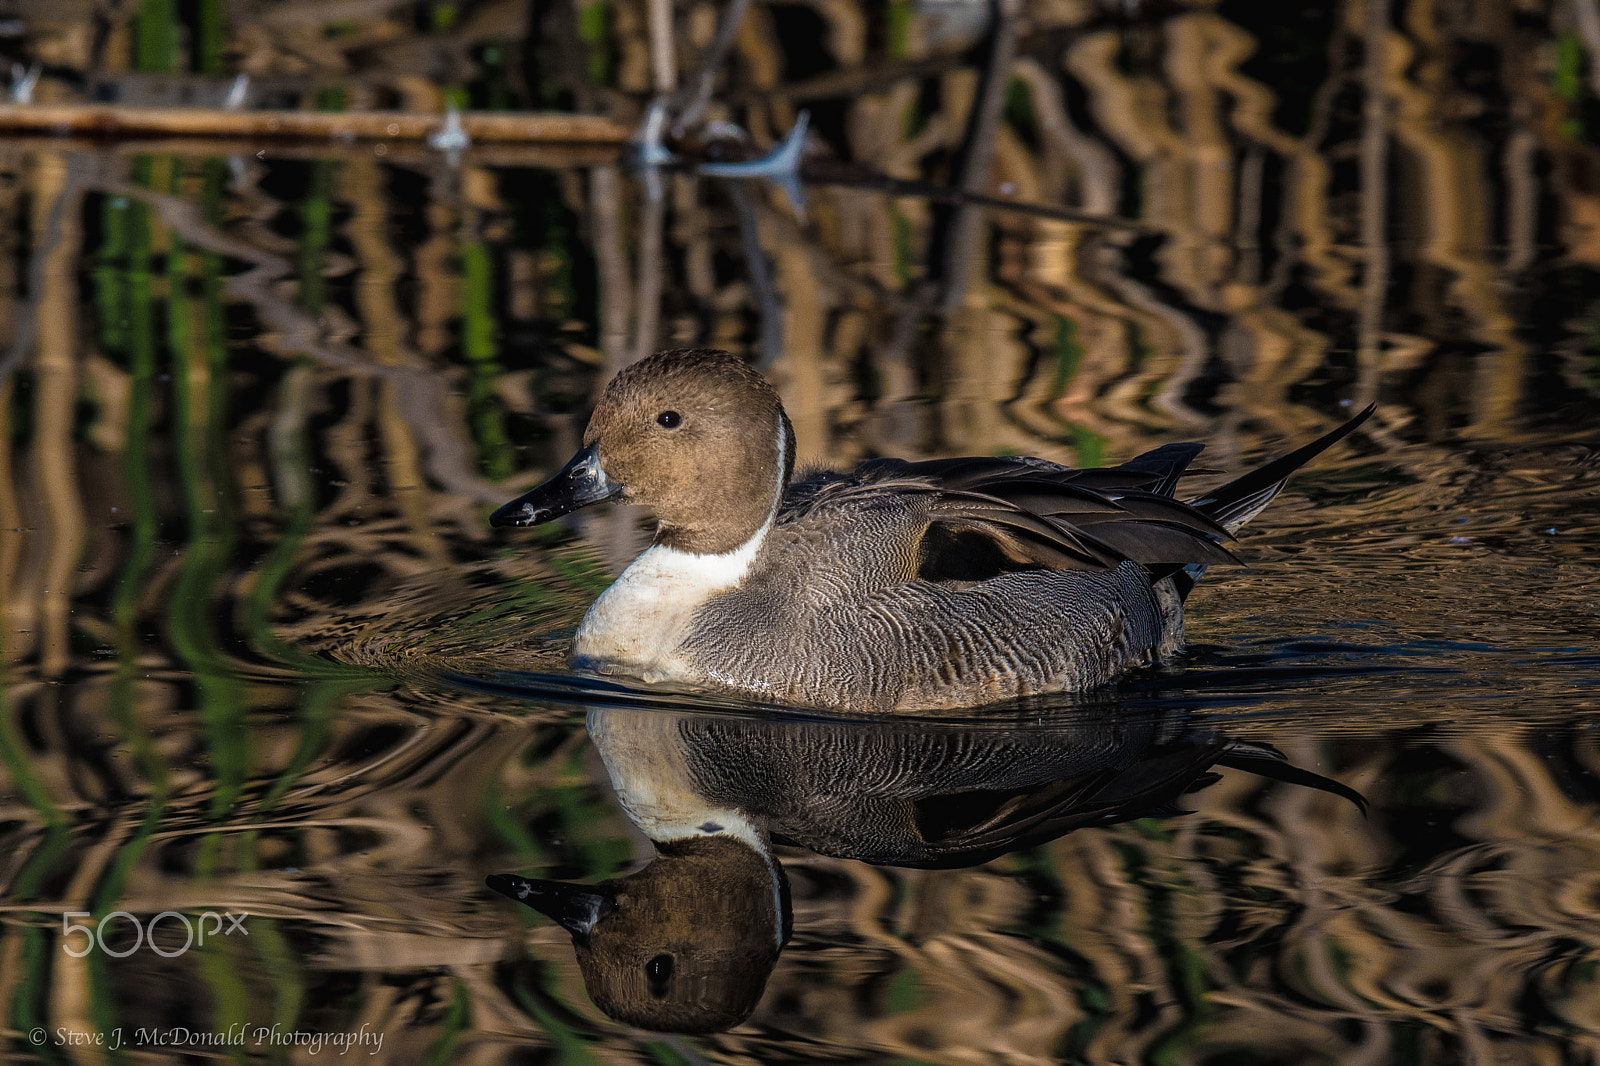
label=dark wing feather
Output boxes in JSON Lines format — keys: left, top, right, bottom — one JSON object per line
{"left": 901, "top": 455, "right": 1170, "bottom": 493}
{"left": 1060, "top": 520, "right": 1237, "bottom": 566}
{"left": 964, "top": 477, "right": 1127, "bottom": 515}
{"left": 922, "top": 493, "right": 1126, "bottom": 571}
{"left": 815, "top": 409, "right": 1368, "bottom": 590}
{"left": 1112, "top": 442, "right": 1206, "bottom": 496}
{"left": 1057, "top": 492, "right": 1236, "bottom": 541}
{"left": 905, "top": 442, "right": 1234, "bottom": 581}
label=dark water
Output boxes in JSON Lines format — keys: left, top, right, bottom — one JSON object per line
{"left": 4, "top": 0, "right": 1600, "bottom": 1061}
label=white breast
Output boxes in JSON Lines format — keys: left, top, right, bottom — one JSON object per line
{"left": 572, "top": 524, "right": 767, "bottom": 681}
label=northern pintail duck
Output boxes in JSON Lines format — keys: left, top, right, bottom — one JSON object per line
{"left": 491, "top": 349, "right": 1371, "bottom": 711}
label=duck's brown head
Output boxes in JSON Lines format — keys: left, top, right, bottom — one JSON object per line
{"left": 491, "top": 349, "right": 794, "bottom": 555}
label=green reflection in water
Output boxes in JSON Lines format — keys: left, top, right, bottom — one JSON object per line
{"left": 298, "top": 161, "right": 338, "bottom": 316}
{"left": 160, "top": 154, "right": 247, "bottom": 829}
{"left": 135, "top": 0, "right": 176, "bottom": 74}
{"left": 578, "top": 1, "right": 613, "bottom": 87}
{"left": 79, "top": 168, "right": 172, "bottom": 1064}
{"left": 886, "top": 0, "right": 912, "bottom": 60}
{"left": 511, "top": 970, "right": 601, "bottom": 1066}
{"left": 0, "top": 655, "right": 71, "bottom": 1062}
{"left": 422, "top": 979, "right": 472, "bottom": 1066}
{"left": 196, "top": 0, "right": 225, "bottom": 76}
{"left": 1554, "top": 34, "right": 1586, "bottom": 142}
{"left": 462, "top": 240, "right": 514, "bottom": 480}
{"left": 1052, "top": 316, "right": 1106, "bottom": 467}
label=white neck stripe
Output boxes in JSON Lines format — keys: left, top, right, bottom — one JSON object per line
{"left": 767, "top": 414, "right": 787, "bottom": 532}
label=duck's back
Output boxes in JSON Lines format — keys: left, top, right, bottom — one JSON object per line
{"left": 677, "top": 461, "right": 1189, "bottom": 710}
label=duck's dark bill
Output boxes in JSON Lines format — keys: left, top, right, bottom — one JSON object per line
{"left": 490, "top": 442, "right": 622, "bottom": 527}
{"left": 485, "top": 873, "right": 616, "bottom": 937}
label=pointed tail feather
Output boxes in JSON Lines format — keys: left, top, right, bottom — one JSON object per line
{"left": 1171, "top": 404, "right": 1374, "bottom": 600}
{"left": 1189, "top": 404, "right": 1374, "bottom": 533}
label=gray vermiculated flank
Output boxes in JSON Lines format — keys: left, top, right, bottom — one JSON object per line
{"left": 677, "top": 471, "right": 1180, "bottom": 711}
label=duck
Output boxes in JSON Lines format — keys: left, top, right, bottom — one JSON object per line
{"left": 491, "top": 348, "right": 1372, "bottom": 711}
{"left": 486, "top": 704, "right": 1366, "bottom": 1033}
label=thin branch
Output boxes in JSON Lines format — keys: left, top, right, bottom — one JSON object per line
{"left": 1358, "top": 0, "right": 1389, "bottom": 407}
{"left": 802, "top": 163, "right": 1150, "bottom": 233}
{"left": 723, "top": 181, "right": 783, "bottom": 369}
{"left": 0, "top": 137, "right": 618, "bottom": 167}
{"left": 0, "top": 104, "right": 630, "bottom": 144}
{"left": 676, "top": 0, "right": 752, "bottom": 131}
{"left": 938, "top": 0, "right": 1022, "bottom": 315}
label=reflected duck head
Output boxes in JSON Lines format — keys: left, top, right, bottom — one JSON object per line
{"left": 488, "top": 834, "right": 790, "bottom": 1034}
{"left": 490, "top": 348, "right": 795, "bottom": 555}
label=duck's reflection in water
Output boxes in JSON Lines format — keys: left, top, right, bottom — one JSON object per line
{"left": 488, "top": 706, "right": 1364, "bottom": 1034}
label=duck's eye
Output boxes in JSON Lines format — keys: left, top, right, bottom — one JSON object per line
{"left": 645, "top": 954, "right": 673, "bottom": 989}
{"left": 655, "top": 411, "right": 682, "bottom": 429}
